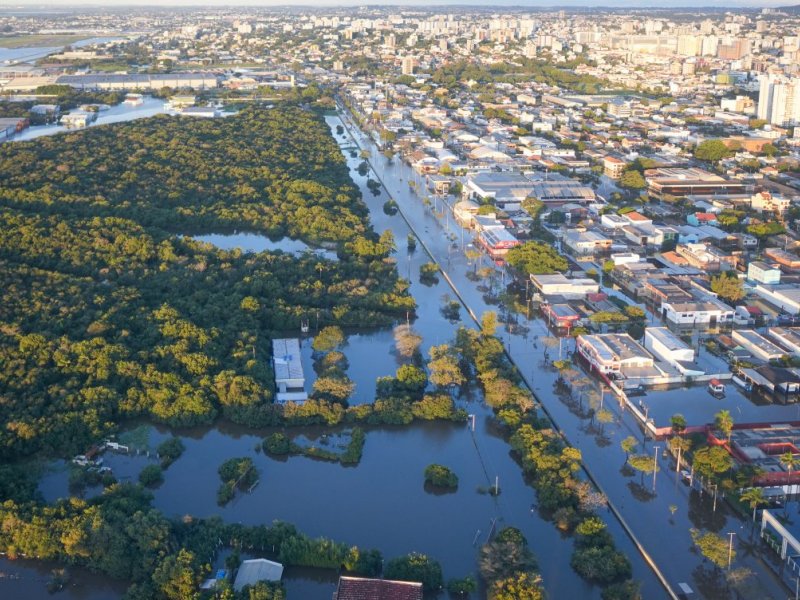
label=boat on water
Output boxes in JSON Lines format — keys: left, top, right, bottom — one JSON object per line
{"left": 123, "top": 93, "right": 144, "bottom": 106}
{"left": 708, "top": 378, "right": 726, "bottom": 397}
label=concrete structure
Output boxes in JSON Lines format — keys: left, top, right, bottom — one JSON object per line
{"left": 644, "top": 167, "right": 748, "bottom": 199}
{"left": 233, "top": 559, "right": 283, "bottom": 592}
{"left": 732, "top": 329, "right": 787, "bottom": 362}
{"left": 530, "top": 273, "right": 599, "bottom": 299}
{"left": 563, "top": 230, "right": 613, "bottom": 255}
{"left": 542, "top": 303, "right": 581, "bottom": 328}
{"left": 272, "top": 338, "right": 307, "bottom": 403}
{"left": 755, "top": 283, "right": 800, "bottom": 315}
{"left": 56, "top": 73, "right": 219, "bottom": 91}
{"left": 644, "top": 326, "right": 704, "bottom": 376}
{"left": 769, "top": 327, "right": 800, "bottom": 356}
{"left": 748, "top": 261, "right": 781, "bottom": 285}
{"left": 577, "top": 333, "right": 655, "bottom": 376}
{"left": 661, "top": 299, "right": 735, "bottom": 327}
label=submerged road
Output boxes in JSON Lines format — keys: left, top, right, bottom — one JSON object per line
{"left": 334, "top": 101, "right": 789, "bottom": 600}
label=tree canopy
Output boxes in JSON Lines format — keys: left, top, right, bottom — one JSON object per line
{"left": 506, "top": 241, "right": 568, "bottom": 275}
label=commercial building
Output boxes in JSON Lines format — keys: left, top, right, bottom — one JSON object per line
{"left": 644, "top": 326, "right": 704, "bottom": 376}
{"left": 530, "top": 273, "right": 600, "bottom": 299}
{"left": 748, "top": 261, "right": 781, "bottom": 285}
{"left": 577, "top": 333, "right": 655, "bottom": 376}
{"left": 661, "top": 299, "right": 736, "bottom": 327}
{"left": 55, "top": 73, "right": 219, "bottom": 91}
{"left": 732, "top": 329, "right": 787, "bottom": 362}
{"left": 755, "top": 284, "right": 800, "bottom": 315}
{"left": 769, "top": 327, "right": 800, "bottom": 356}
{"left": 644, "top": 168, "right": 748, "bottom": 199}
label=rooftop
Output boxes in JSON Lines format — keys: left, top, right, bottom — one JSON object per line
{"left": 334, "top": 576, "right": 423, "bottom": 600}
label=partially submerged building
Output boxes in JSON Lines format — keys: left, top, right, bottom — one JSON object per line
{"left": 272, "top": 338, "right": 307, "bottom": 403}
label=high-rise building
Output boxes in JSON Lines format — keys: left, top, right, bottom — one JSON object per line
{"left": 758, "top": 74, "right": 800, "bottom": 126}
{"left": 401, "top": 55, "right": 415, "bottom": 76}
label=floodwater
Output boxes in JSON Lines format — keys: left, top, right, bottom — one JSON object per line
{"left": 31, "top": 110, "right": 648, "bottom": 600}
{"left": 0, "top": 36, "right": 126, "bottom": 65}
{"left": 0, "top": 557, "right": 127, "bottom": 600}
{"left": 332, "top": 108, "right": 790, "bottom": 599}
{"left": 10, "top": 96, "right": 170, "bottom": 142}
{"left": 191, "top": 232, "right": 339, "bottom": 262}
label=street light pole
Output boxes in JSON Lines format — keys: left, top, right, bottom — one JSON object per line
{"left": 727, "top": 532, "right": 736, "bottom": 570}
{"left": 652, "top": 445, "right": 659, "bottom": 491}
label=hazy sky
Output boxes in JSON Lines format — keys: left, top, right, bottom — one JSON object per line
{"left": 1, "top": 0, "right": 796, "bottom": 7}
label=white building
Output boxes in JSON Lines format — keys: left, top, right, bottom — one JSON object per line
{"left": 577, "top": 333, "right": 655, "bottom": 375}
{"left": 754, "top": 284, "right": 800, "bottom": 315}
{"left": 272, "top": 338, "right": 307, "bottom": 403}
{"left": 233, "top": 559, "right": 284, "bottom": 592}
{"left": 661, "top": 300, "right": 736, "bottom": 327}
{"left": 732, "top": 329, "right": 786, "bottom": 362}
{"left": 563, "top": 230, "right": 613, "bottom": 255}
{"left": 748, "top": 261, "right": 781, "bottom": 285}
{"left": 768, "top": 327, "right": 800, "bottom": 356}
{"left": 530, "top": 273, "right": 599, "bottom": 299}
{"left": 644, "top": 327, "right": 705, "bottom": 376}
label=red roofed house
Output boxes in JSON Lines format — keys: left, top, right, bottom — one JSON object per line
{"left": 333, "top": 576, "right": 423, "bottom": 600}
{"left": 687, "top": 212, "right": 719, "bottom": 226}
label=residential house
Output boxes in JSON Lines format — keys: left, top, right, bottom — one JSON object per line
{"left": 563, "top": 230, "right": 613, "bottom": 256}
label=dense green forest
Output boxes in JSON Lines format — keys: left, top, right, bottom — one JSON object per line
{"left": 0, "top": 482, "right": 387, "bottom": 600}
{"left": 0, "top": 104, "right": 414, "bottom": 460}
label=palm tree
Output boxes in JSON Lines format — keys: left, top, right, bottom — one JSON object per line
{"left": 714, "top": 409, "right": 734, "bottom": 443}
{"left": 740, "top": 487, "right": 766, "bottom": 526}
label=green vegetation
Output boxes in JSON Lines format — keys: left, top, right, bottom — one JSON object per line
{"left": 263, "top": 432, "right": 294, "bottom": 455}
{"left": 384, "top": 552, "right": 443, "bottom": 592}
{"left": 0, "top": 105, "right": 414, "bottom": 461}
{"left": 690, "top": 528, "right": 732, "bottom": 569}
{"left": 261, "top": 427, "right": 366, "bottom": 465}
{"left": 217, "top": 457, "right": 258, "bottom": 505}
{"left": 431, "top": 58, "right": 625, "bottom": 94}
{"left": 138, "top": 464, "right": 164, "bottom": 487}
{"left": 420, "top": 262, "right": 440, "bottom": 285}
{"left": 452, "top": 327, "right": 635, "bottom": 593}
{"left": 424, "top": 464, "right": 459, "bottom": 488}
{"left": 446, "top": 575, "right": 477, "bottom": 594}
{"left": 157, "top": 437, "right": 185, "bottom": 468}
{"left": 506, "top": 241, "right": 568, "bottom": 275}
{"left": 694, "top": 140, "right": 732, "bottom": 163}
{"left": 710, "top": 271, "right": 745, "bottom": 303}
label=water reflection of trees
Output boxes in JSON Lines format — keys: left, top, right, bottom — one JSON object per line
{"left": 687, "top": 489, "right": 728, "bottom": 532}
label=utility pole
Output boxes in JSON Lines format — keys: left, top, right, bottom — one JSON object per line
{"left": 652, "top": 445, "right": 659, "bottom": 491}
{"left": 727, "top": 532, "right": 736, "bottom": 570}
